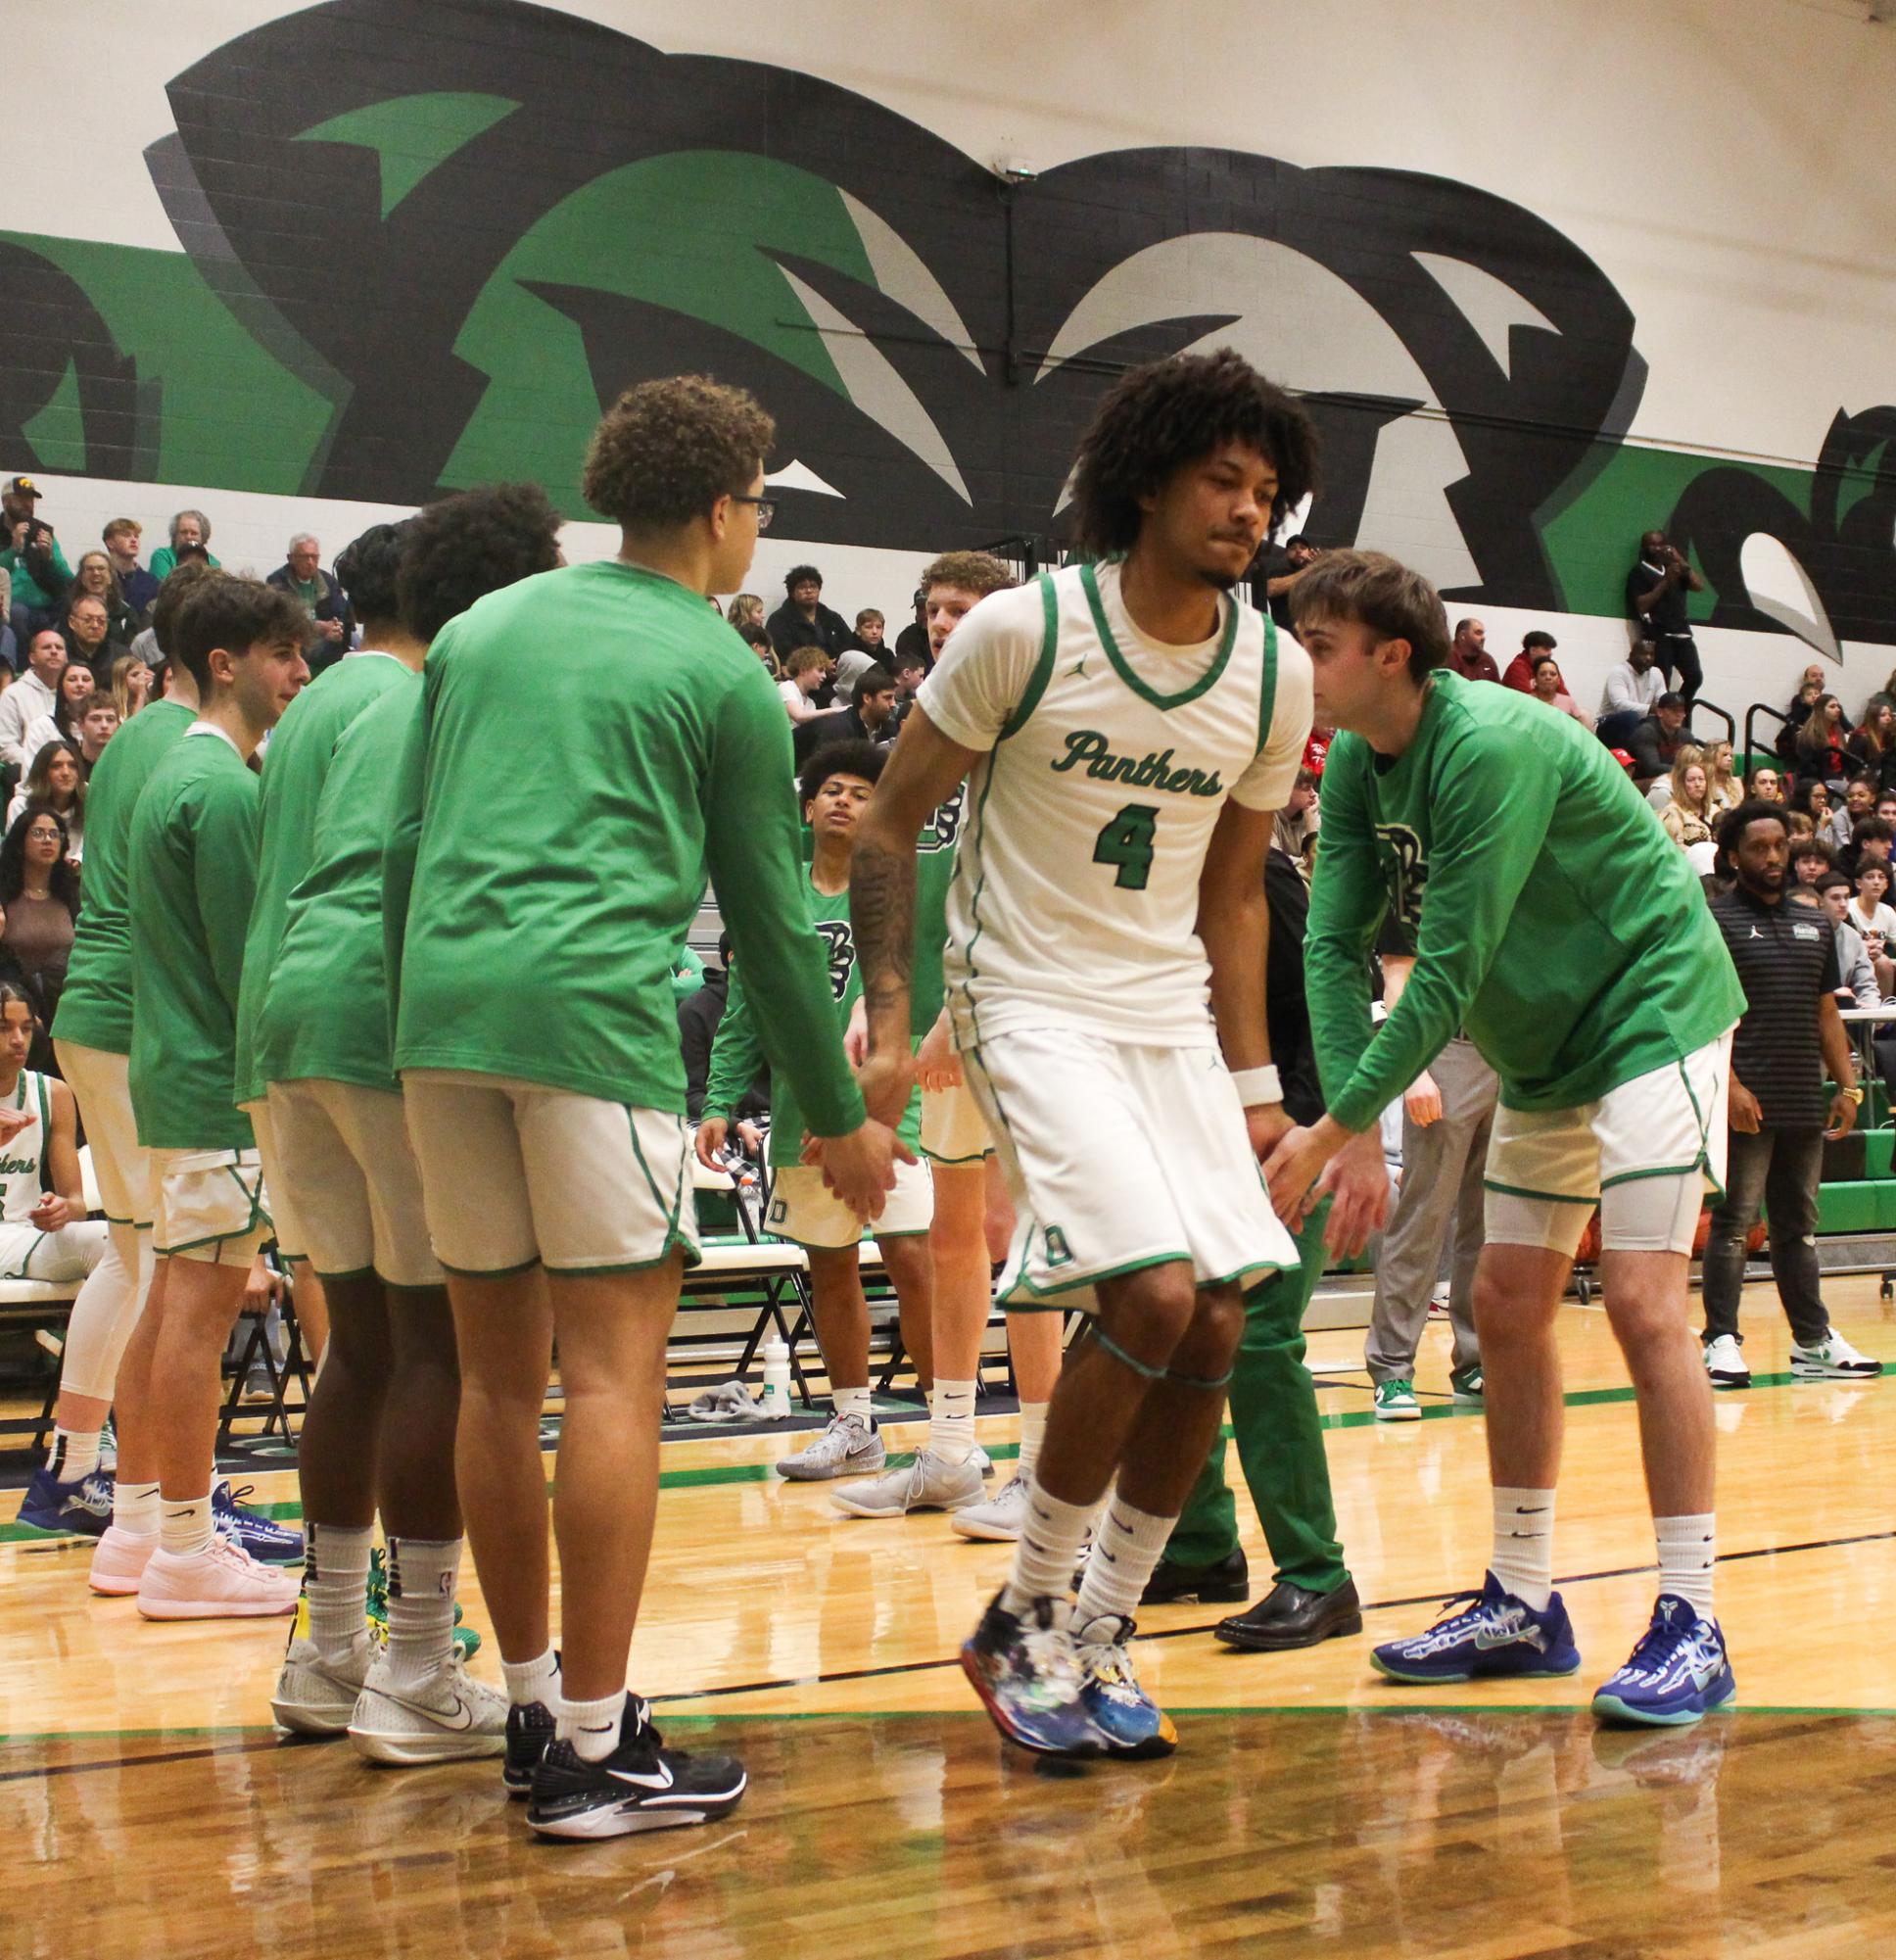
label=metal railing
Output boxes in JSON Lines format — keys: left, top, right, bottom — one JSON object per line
{"left": 1743, "top": 698, "right": 1792, "bottom": 773}
{"left": 1687, "top": 694, "right": 1736, "bottom": 747}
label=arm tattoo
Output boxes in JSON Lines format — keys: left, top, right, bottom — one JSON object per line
{"left": 850, "top": 835, "right": 915, "bottom": 1018}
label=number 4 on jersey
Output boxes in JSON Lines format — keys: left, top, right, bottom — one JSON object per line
{"left": 1094, "top": 803, "right": 1159, "bottom": 890}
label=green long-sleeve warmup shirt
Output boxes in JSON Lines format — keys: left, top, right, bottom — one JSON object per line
{"left": 1305, "top": 672, "right": 1744, "bottom": 1131}
{"left": 382, "top": 559, "right": 866, "bottom": 1134}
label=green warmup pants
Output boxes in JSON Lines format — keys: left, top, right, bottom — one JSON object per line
{"left": 1163, "top": 1203, "right": 1351, "bottom": 1594}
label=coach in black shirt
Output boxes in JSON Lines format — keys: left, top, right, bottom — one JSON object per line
{"left": 1701, "top": 801, "right": 1879, "bottom": 1388}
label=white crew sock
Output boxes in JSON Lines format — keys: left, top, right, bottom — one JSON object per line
{"left": 1491, "top": 1486, "right": 1556, "bottom": 1610}
{"left": 832, "top": 1385, "right": 873, "bottom": 1428}
{"left": 928, "top": 1378, "right": 976, "bottom": 1466}
{"left": 500, "top": 1647, "right": 561, "bottom": 1710}
{"left": 114, "top": 1478, "right": 159, "bottom": 1535}
{"left": 561, "top": 1688, "right": 628, "bottom": 1764}
{"left": 303, "top": 1521, "right": 374, "bottom": 1661}
{"left": 1000, "top": 1482, "right": 1099, "bottom": 1613}
{"left": 1016, "top": 1402, "right": 1049, "bottom": 1486}
{"left": 1655, "top": 1513, "right": 1717, "bottom": 1619}
{"left": 46, "top": 1425, "right": 102, "bottom": 1485}
{"left": 383, "top": 1536, "right": 463, "bottom": 1689}
{"left": 160, "top": 1492, "right": 214, "bottom": 1559}
{"left": 1074, "top": 1497, "right": 1176, "bottom": 1629}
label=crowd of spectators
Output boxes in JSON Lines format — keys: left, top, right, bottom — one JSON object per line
{"left": 0, "top": 478, "right": 376, "bottom": 1033}
{"left": 7, "top": 470, "right": 1891, "bottom": 1049}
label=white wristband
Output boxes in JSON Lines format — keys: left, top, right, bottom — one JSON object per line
{"left": 1230, "top": 1065, "right": 1282, "bottom": 1108}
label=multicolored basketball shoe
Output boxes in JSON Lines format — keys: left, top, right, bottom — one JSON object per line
{"left": 365, "top": 1547, "right": 482, "bottom": 1661}
{"left": 1371, "top": 1571, "right": 1581, "bottom": 1683}
{"left": 961, "top": 1592, "right": 1103, "bottom": 1758}
{"left": 16, "top": 1464, "right": 115, "bottom": 1538}
{"left": 1073, "top": 1612, "right": 1177, "bottom": 1759}
{"left": 1591, "top": 1596, "right": 1735, "bottom": 1727}
{"left": 213, "top": 1481, "right": 304, "bottom": 1563}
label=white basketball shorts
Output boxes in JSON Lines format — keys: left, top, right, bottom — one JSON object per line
{"left": 266, "top": 1078, "right": 444, "bottom": 1289}
{"left": 1484, "top": 1030, "right": 1734, "bottom": 1259}
{"left": 765, "top": 1157, "right": 934, "bottom": 1250}
{"left": 961, "top": 1026, "right": 1298, "bottom": 1312}
{"left": 403, "top": 1071, "right": 698, "bottom": 1277}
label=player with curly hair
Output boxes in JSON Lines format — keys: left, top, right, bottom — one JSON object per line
{"left": 382, "top": 376, "right": 903, "bottom": 1839}
{"left": 846, "top": 348, "right": 1317, "bottom": 1759}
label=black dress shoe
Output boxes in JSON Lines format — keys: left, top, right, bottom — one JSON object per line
{"left": 1139, "top": 1548, "right": 1250, "bottom": 1605}
{"left": 1214, "top": 1577, "right": 1363, "bottom": 1651}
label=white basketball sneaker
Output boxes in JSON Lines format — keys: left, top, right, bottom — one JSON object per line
{"left": 271, "top": 1596, "right": 375, "bottom": 1736}
{"left": 951, "top": 1472, "right": 1030, "bottom": 1542}
{"left": 348, "top": 1654, "right": 509, "bottom": 1765}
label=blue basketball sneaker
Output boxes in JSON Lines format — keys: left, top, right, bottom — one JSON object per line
{"left": 1591, "top": 1596, "right": 1734, "bottom": 1727}
{"left": 1371, "top": 1571, "right": 1582, "bottom": 1683}
{"left": 961, "top": 1593, "right": 1104, "bottom": 1758}
{"left": 213, "top": 1481, "right": 305, "bottom": 1563}
{"left": 16, "top": 1463, "right": 115, "bottom": 1538}
{"left": 1074, "top": 1612, "right": 1177, "bottom": 1759}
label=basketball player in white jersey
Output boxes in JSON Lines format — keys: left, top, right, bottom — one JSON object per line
{"left": 0, "top": 984, "right": 109, "bottom": 1286}
{"left": 846, "top": 349, "right": 1318, "bottom": 1758}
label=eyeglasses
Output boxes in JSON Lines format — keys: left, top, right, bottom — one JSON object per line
{"left": 730, "top": 494, "right": 777, "bottom": 532}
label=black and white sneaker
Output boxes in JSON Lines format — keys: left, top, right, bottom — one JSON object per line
{"left": 503, "top": 1697, "right": 558, "bottom": 1799}
{"left": 527, "top": 1697, "right": 747, "bottom": 1840}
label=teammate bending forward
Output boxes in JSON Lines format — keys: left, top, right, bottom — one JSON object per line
{"left": 1265, "top": 550, "right": 1746, "bottom": 1729}
{"left": 847, "top": 349, "right": 1316, "bottom": 1758}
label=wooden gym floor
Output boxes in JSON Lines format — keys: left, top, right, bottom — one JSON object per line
{"left": 5, "top": 1279, "right": 1895, "bottom": 1958}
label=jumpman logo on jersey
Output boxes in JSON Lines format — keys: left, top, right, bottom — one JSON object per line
{"left": 1066, "top": 651, "right": 1093, "bottom": 680}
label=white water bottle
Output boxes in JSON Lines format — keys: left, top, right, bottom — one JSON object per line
{"left": 760, "top": 1339, "right": 792, "bottom": 1419}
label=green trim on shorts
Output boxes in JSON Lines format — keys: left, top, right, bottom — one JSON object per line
{"left": 162, "top": 1229, "right": 266, "bottom": 1259}
{"left": 0, "top": 1230, "right": 47, "bottom": 1281}
{"left": 1599, "top": 1161, "right": 1705, "bottom": 1189}
{"left": 310, "top": 1264, "right": 377, "bottom": 1284}
{"left": 624, "top": 1109, "right": 689, "bottom": 1248}
{"left": 1199, "top": 1259, "right": 1291, "bottom": 1290}
{"left": 1000, "top": 1247, "right": 1191, "bottom": 1303}
{"left": 1483, "top": 1178, "right": 1594, "bottom": 1205}
{"left": 919, "top": 1144, "right": 991, "bottom": 1166}
{"left": 550, "top": 1246, "right": 701, "bottom": 1279}
{"left": 437, "top": 1254, "right": 543, "bottom": 1279}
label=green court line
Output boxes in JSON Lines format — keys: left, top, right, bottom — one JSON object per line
{"left": 3, "top": 1369, "right": 1886, "bottom": 1542}
{"left": 5, "top": 1705, "right": 1890, "bottom": 1745}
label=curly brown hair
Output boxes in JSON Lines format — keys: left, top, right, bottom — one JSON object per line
{"left": 783, "top": 645, "right": 831, "bottom": 680}
{"left": 582, "top": 375, "right": 775, "bottom": 530}
{"left": 1288, "top": 549, "right": 1449, "bottom": 681}
{"left": 1067, "top": 348, "right": 1318, "bottom": 557}
{"left": 920, "top": 550, "right": 1016, "bottom": 599}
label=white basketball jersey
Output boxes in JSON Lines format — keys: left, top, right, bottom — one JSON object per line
{"left": 0, "top": 1071, "right": 51, "bottom": 1224}
{"left": 919, "top": 561, "right": 1312, "bottom": 1048}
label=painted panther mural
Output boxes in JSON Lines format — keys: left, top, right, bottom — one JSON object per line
{"left": 2, "top": 0, "right": 1889, "bottom": 646}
